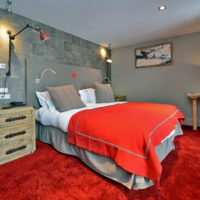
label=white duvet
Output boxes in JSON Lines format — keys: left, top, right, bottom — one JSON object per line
{"left": 36, "top": 102, "right": 175, "bottom": 143}
{"left": 36, "top": 102, "right": 125, "bottom": 132}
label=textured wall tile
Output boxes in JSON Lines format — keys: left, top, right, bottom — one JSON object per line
{"left": 72, "top": 36, "right": 80, "bottom": 46}
{"left": 44, "top": 39, "right": 64, "bottom": 50}
{"left": 64, "top": 41, "right": 72, "bottom": 52}
{"left": 63, "top": 33, "right": 73, "bottom": 43}
{"left": 54, "top": 49, "right": 65, "bottom": 60}
{"left": 80, "top": 39, "right": 86, "bottom": 48}
{"left": 32, "top": 43, "right": 44, "bottom": 56}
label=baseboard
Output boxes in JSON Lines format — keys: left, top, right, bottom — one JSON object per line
{"left": 183, "top": 118, "right": 192, "bottom": 126}
{"left": 183, "top": 118, "right": 200, "bottom": 129}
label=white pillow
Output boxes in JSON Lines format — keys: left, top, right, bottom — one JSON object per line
{"left": 78, "top": 88, "right": 96, "bottom": 104}
{"left": 36, "top": 91, "right": 56, "bottom": 110}
{"left": 87, "top": 88, "right": 96, "bottom": 103}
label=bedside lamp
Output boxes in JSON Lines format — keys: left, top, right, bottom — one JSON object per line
{"left": 36, "top": 68, "right": 56, "bottom": 84}
{"left": 105, "top": 43, "right": 112, "bottom": 63}
{"left": 104, "top": 44, "right": 112, "bottom": 83}
{"left": 101, "top": 76, "right": 111, "bottom": 84}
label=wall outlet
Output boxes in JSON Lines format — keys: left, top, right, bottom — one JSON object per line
{"left": 35, "top": 79, "right": 40, "bottom": 84}
{"left": 0, "top": 88, "right": 8, "bottom": 93}
{"left": 0, "top": 94, "right": 11, "bottom": 99}
{"left": 0, "top": 64, "right": 6, "bottom": 69}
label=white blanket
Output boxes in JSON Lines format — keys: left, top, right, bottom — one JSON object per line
{"left": 36, "top": 102, "right": 125, "bottom": 132}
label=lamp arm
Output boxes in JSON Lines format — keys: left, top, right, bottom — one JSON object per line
{"left": 11, "top": 24, "right": 29, "bottom": 39}
{"left": 10, "top": 24, "right": 40, "bottom": 40}
{"left": 6, "top": 24, "right": 41, "bottom": 76}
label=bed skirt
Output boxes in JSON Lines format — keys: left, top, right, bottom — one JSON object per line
{"left": 37, "top": 122, "right": 183, "bottom": 189}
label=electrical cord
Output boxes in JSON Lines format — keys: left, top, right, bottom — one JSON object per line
{"left": 4, "top": 75, "right": 8, "bottom": 95}
{"left": 0, "top": 75, "right": 8, "bottom": 98}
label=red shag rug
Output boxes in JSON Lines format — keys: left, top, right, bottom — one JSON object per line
{"left": 0, "top": 126, "right": 200, "bottom": 200}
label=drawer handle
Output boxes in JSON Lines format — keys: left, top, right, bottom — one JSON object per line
{"left": 5, "top": 116, "right": 27, "bottom": 122}
{"left": 5, "top": 131, "right": 26, "bottom": 139}
{"left": 6, "top": 145, "right": 27, "bottom": 155}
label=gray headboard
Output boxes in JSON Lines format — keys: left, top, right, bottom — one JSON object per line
{"left": 26, "top": 58, "right": 102, "bottom": 108}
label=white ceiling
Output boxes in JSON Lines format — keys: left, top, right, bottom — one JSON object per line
{"left": 1, "top": 0, "right": 200, "bottom": 48}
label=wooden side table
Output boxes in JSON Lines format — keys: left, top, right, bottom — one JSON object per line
{"left": 0, "top": 106, "right": 36, "bottom": 165}
{"left": 187, "top": 93, "right": 200, "bottom": 131}
{"left": 114, "top": 95, "right": 126, "bottom": 102}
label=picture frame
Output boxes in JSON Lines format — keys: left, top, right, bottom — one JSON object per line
{"left": 135, "top": 43, "right": 173, "bottom": 68}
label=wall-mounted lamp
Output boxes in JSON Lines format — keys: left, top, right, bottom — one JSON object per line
{"left": 36, "top": 68, "right": 56, "bottom": 84}
{"left": 101, "top": 76, "right": 111, "bottom": 84}
{"left": 106, "top": 43, "right": 112, "bottom": 63}
{"left": 103, "top": 43, "right": 112, "bottom": 83}
{"left": 6, "top": 24, "right": 50, "bottom": 76}
{"left": 158, "top": 5, "right": 167, "bottom": 11}
{"left": 100, "top": 48, "right": 106, "bottom": 58}
{"left": 106, "top": 57, "right": 112, "bottom": 63}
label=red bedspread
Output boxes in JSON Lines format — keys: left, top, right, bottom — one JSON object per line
{"left": 68, "top": 102, "right": 184, "bottom": 183}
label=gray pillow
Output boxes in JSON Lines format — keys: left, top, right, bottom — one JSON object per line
{"left": 47, "top": 85, "right": 85, "bottom": 112}
{"left": 95, "top": 83, "right": 114, "bottom": 103}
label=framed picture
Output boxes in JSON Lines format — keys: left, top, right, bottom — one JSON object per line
{"left": 135, "top": 43, "right": 172, "bottom": 68}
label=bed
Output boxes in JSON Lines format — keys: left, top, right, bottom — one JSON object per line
{"left": 26, "top": 60, "right": 184, "bottom": 189}
{"left": 36, "top": 102, "right": 184, "bottom": 189}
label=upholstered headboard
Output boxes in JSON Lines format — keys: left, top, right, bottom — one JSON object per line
{"left": 26, "top": 58, "right": 102, "bottom": 108}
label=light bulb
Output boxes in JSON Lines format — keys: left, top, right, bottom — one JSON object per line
{"left": 159, "top": 5, "right": 167, "bottom": 11}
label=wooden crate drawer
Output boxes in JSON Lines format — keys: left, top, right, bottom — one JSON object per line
{"left": 0, "top": 111, "right": 32, "bottom": 128}
{"left": 0, "top": 106, "right": 35, "bottom": 165}
{"left": 0, "top": 125, "right": 33, "bottom": 146}
{"left": 0, "top": 139, "right": 35, "bottom": 165}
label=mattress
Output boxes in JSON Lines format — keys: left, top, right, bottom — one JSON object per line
{"left": 36, "top": 103, "right": 183, "bottom": 189}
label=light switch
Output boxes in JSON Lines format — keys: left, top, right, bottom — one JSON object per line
{"left": 0, "top": 64, "right": 6, "bottom": 69}
{"left": 0, "top": 94, "right": 11, "bottom": 99}
{"left": 35, "top": 79, "right": 40, "bottom": 84}
{"left": 0, "top": 88, "right": 8, "bottom": 93}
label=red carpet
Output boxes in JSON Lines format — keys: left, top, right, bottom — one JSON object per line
{"left": 0, "top": 126, "right": 200, "bottom": 200}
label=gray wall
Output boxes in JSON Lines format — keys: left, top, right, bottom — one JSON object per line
{"left": 0, "top": 9, "right": 107, "bottom": 106}
{"left": 112, "top": 32, "right": 200, "bottom": 126}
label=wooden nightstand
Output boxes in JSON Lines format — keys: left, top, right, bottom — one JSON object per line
{"left": 0, "top": 106, "right": 36, "bottom": 165}
{"left": 114, "top": 95, "right": 126, "bottom": 101}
